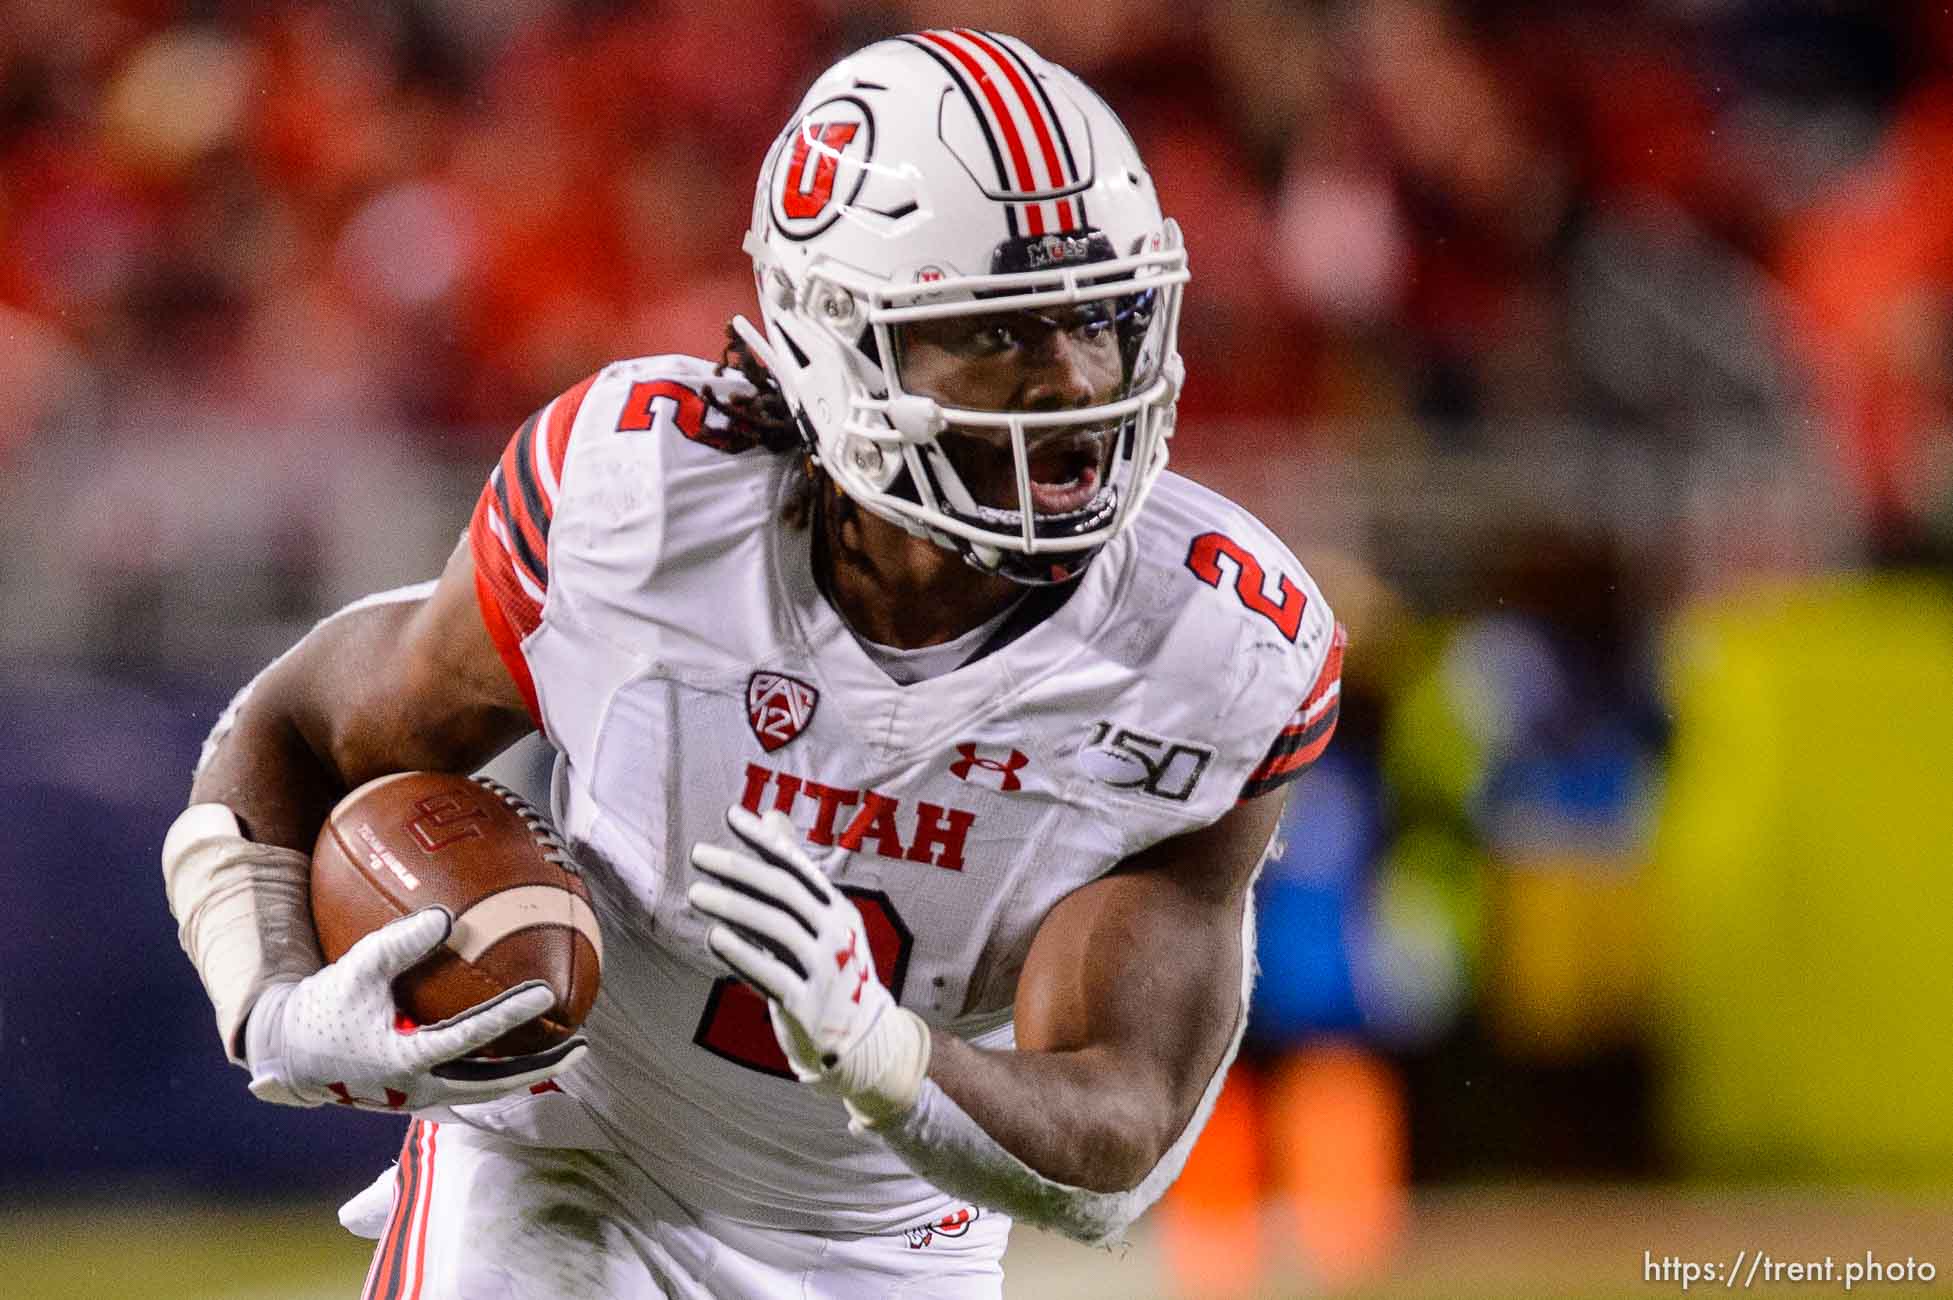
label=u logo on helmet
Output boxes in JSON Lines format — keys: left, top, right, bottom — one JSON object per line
{"left": 769, "top": 96, "right": 876, "bottom": 241}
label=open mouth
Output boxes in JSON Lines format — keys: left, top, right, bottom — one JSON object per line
{"left": 1025, "top": 435, "right": 1108, "bottom": 516}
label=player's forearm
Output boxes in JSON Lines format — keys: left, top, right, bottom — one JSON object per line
{"left": 924, "top": 1033, "right": 1172, "bottom": 1193}
{"left": 862, "top": 1023, "right": 1243, "bottom": 1245}
{"left": 867, "top": 861, "right": 1258, "bottom": 1236}
{"left": 168, "top": 581, "right": 492, "bottom": 1061}
{"left": 907, "top": 846, "right": 1256, "bottom": 1194}
{"left": 168, "top": 649, "right": 340, "bottom": 1060}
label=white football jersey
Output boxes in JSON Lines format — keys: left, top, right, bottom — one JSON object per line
{"left": 461, "top": 354, "right": 1344, "bottom": 1235}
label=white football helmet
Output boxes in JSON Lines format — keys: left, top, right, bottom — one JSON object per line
{"left": 739, "top": 29, "right": 1188, "bottom": 584}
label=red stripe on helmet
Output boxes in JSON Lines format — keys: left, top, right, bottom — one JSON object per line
{"left": 954, "top": 30, "right": 1077, "bottom": 229}
{"left": 919, "top": 30, "right": 1046, "bottom": 235}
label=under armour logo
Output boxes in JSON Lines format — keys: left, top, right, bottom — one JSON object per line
{"left": 328, "top": 1082, "right": 408, "bottom": 1109}
{"left": 950, "top": 743, "right": 1029, "bottom": 792}
{"left": 838, "top": 933, "right": 870, "bottom": 1003}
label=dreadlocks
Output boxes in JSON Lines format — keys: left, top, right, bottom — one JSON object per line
{"left": 703, "top": 322, "right": 803, "bottom": 455}
{"left": 704, "top": 320, "right": 830, "bottom": 532}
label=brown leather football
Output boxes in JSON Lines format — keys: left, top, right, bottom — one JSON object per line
{"left": 310, "top": 771, "right": 601, "bottom": 1056}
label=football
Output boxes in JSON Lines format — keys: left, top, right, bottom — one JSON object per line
{"left": 310, "top": 771, "right": 602, "bottom": 1057}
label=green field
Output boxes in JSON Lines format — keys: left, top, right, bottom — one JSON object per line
{"left": 1, "top": 1187, "right": 1945, "bottom": 1299}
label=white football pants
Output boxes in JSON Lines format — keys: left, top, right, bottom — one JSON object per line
{"left": 342, "top": 1119, "right": 1008, "bottom": 1299}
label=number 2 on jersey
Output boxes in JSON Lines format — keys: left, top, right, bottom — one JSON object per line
{"left": 1185, "top": 532, "right": 1307, "bottom": 641}
{"left": 693, "top": 887, "right": 914, "bottom": 1078}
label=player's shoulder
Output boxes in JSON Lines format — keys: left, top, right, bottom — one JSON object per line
{"left": 548, "top": 352, "right": 784, "bottom": 528}
{"left": 1036, "top": 471, "right": 1341, "bottom": 827}
{"left": 1117, "top": 470, "right": 1336, "bottom": 699}
{"left": 562, "top": 353, "right": 769, "bottom": 468}
{"left": 469, "top": 352, "right": 791, "bottom": 635}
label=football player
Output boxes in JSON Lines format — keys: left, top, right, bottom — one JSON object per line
{"left": 164, "top": 31, "right": 1343, "bottom": 1299}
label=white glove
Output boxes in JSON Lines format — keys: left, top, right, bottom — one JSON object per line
{"left": 688, "top": 806, "right": 931, "bottom": 1126}
{"left": 244, "top": 907, "right": 587, "bottom": 1112}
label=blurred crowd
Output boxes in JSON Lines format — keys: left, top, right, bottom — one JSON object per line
{"left": 4, "top": 0, "right": 1951, "bottom": 542}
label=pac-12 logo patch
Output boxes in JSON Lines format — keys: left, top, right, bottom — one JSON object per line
{"left": 747, "top": 672, "right": 819, "bottom": 753}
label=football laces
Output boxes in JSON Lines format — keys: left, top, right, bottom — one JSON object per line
{"left": 471, "top": 776, "right": 574, "bottom": 870}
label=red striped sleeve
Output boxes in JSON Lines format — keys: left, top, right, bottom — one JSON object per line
{"left": 467, "top": 373, "right": 598, "bottom": 732}
{"left": 1240, "top": 622, "right": 1346, "bottom": 802}
{"left": 544, "top": 371, "right": 595, "bottom": 485}
{"left": 472, "top": 560, "right": 543, "bottom": 729}
{"left": 494, "top": 418, "right": 550, "bottom": 584}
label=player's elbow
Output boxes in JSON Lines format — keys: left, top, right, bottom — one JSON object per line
{"left": 1029, "top": 1109, "right": 1173, "bottom": 1247}
{"left": 1085, "top": 1137, "right": 1161, "bottom": 1195}
{"left": 1070, "top": 1094, "right": 1177, "bottom": 1193}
